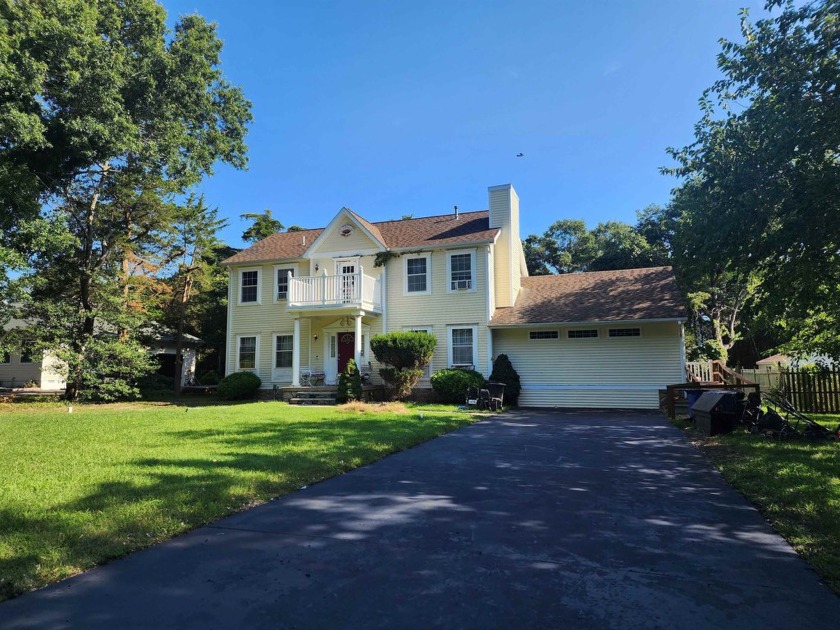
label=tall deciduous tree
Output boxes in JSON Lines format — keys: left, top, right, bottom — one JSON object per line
{"left": 667, "top": 0, "right": 840, "bottom": 360}
{"left": 1, "top": 0, "right": 252, "bottom": 399}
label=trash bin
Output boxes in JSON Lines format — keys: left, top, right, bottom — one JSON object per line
{"left": 693, "top": 391, "right": 739, "bottom": 436}
{"left": 686, "top": 389, "right": 704, "bottom": 419}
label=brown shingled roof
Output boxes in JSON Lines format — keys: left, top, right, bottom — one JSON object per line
{"left": 223, "top": 210, "right": 498, "bottom": 265}
{"left": 490, "top": 267, "right": 686, "bottom": 326}
{"left": 345, "top": 209, "right": 386, "bottom": 246}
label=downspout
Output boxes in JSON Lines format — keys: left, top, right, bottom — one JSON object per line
{"left": 486, "top": 246, "right": 494, "bottom": 377}
{"left": 225, "top": 266, "right": 234, "bottom": 376}
{"left": 381, "top": 261, "right": 388, "bottom": 334}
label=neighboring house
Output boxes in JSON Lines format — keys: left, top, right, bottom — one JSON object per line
{"left": 222, "top": 183, "right": 687, "bottom": 408}
{"left": 756, "top": 354, "right": 792, "bottom": 369}
{"left": 0, "top": 318, "right": 202, "bottom": 391}
{"left": 0, "top": 318, "right": 65, "bottom": 390}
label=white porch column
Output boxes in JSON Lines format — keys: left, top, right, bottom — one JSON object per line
{"left": 354, "top": 312, "right": 363, "bottom": 369}
{"left": 292, "top": 317, "right": 301, "bottom": 386}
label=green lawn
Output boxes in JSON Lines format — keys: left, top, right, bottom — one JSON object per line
{"left": 674, "top": 414, "right": 840, "bottom": 594}
{"left": 0, "top": 400, "right": 477, "bottom": 601}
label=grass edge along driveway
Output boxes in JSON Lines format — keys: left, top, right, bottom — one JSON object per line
{"left": 0, "top": 400, "right": 479, "bottom": 601}
{"left": 673, "top": 414, "right": 840, "bottom": 595}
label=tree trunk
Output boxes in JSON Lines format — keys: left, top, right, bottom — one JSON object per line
{"left": 173, "top": 273, "right": 193, "bottom": 396}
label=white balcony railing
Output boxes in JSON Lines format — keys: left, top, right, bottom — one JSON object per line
{"left": 288, "top": 272, "right": 382, "bottom": 310}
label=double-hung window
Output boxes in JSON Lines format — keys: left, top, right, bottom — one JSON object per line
{"left": 447, "top": 250, "right": 475, "bottom": 292}
{"left": 449, "top": 326, "right": 476, "bottom": 368}
{"left": 238, "top": 336, "right": 257, "bottom": 370}
{"left": 404, "top": 254, "right": 431, "bottom": 295}
{"left": 275, "top": 267, "right": 295, "bottom": 301}
{"left": 405, "top": 326, "right": 433, "bottom": 378}
{"left": 240, "top": 270, "right": 259, "bottom": 304}
{"left": 275, "top": 335, "right": 293, "bottom": 368}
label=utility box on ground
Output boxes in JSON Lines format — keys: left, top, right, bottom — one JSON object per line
{"left": 693, "top": 391, "right": 739, "bottom": 436}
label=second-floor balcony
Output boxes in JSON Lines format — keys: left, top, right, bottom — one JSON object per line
{"left": 287, "top": 272, "right": 382, "bottom": 313}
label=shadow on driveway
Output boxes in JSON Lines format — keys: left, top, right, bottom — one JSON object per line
{"left": 1, "top": 410, "right": 838, "bottom": 629}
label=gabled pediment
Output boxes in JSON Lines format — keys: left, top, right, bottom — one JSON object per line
{"left": 303, "top": 207, "right": 387, "bottom": 257}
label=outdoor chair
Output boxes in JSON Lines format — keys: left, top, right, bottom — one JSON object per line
{"left": 486, "top": 381, "right": 506, "bottom": 411}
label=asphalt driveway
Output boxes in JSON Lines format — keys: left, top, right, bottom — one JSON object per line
{"left": 1, "top": 410, "right": 839, "bottom": 629}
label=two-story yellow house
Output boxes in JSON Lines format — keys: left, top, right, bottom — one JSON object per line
{"left": 223, "top": 184, "right": 686, "bottom": 408}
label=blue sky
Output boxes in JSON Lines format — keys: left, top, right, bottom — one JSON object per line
{"left": 162, "top": 0, "right": 767, "bottom": 248}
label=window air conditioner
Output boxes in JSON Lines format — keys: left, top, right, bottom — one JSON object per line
{"left": 455, "top": 280, "right": 471, "bottom": 290}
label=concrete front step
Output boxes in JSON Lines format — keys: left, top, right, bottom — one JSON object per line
{"left": 289, "top": 397, "right": 337, "bottom": 405}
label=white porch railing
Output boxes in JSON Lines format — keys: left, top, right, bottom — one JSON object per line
{"left": 288, "top": 272, "right": 382, "bottom": 310}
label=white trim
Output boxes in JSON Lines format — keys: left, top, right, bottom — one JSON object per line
{"left": 303, "top": 208, "right": 387, "bottom": 257}
{"left": 607, "top": 327, "right": 642, "bottom": 338}
{"left": 381, "top": 264, "right": 388, "bottom": 333}
{"left": 311, "top": 248, "right": 382, "bottom": 258}
{"left": 235, "top": 334, "right": 260, "bottom": 373}
{"left": 446, "top": 249, "right": 476, "bottom": 294}
{"left": 522, "top": 384, "right": 663, "bottom": 391}
{"left": 403, "top": 252, "right": 432, "bottom": 296}
{"left": 566, "top": 329, "right": 599, "bottom": 339}
{"left": 272, "top": 263, "right": 299, "bottom": 303}
{"left": 226, "top": 268, "right": 234, "bottom": 375}
{"left": 322, "top": 319, "right": 372, "bottom": 384}
{"left": 237, "top": 267, "right": 261, "bottom": 305}
{"left": 271, "top": 332, "right": 294, "bottom": 381}
{"left": 528, "top": 330, "right": 560, "bottom": 340}
{"left": 489, "top": 317, "right": 688, "bottom": 329}
{"left": 335, "top": 257, "right": 359, "bottom": 275}
{"left": 447, "top": 324, "right": 478, "bottom": 368}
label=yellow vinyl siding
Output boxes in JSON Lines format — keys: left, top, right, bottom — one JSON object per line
{"left": 228, "top": 260, "right": 312, "bottom": 385}
{"left": 385, "top": 247, "right": 490, "bottom": 375}
{"left": 311, "top": 224, "right": 381, "bottom": 254}
{"left": 493, "top": 322, "right": 684, "bottom": 409}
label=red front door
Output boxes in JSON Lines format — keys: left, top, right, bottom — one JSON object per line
{"left": 337, "top": 332, "right": 355, "bottom": 374}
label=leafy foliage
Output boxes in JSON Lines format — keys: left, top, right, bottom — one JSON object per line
{"left": 370, "top": 331, "right": 436, "bottom": 400}
{"left": 217, "top": 372, "right": 261, "bottom": 400}
{"left": 488, "top": 354, "right": 521, "bottom": 406}
{"left": 241, "top": 209, "right": 283, "bottom": 243}
{"left": 430, "top": 369, "right": 485, "bottom": 404}
{"left": 0, "top": 0, "right": 252, "bottom": 399}
{"left": 667, "top": 0, "right": 840, "bottom": 361}
{"left": 336, "top": 358, "right": 363, "bottom": 403}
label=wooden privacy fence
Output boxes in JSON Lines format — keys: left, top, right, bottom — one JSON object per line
{"left": 781, "top": 370, "right": 840, "bottom": 414}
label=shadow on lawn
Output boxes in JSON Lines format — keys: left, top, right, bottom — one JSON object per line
{"left": 4, "top": 410, "right": 836, "bottom": 628}
{"left": 0, "top": 412, "right": 468, "bottom": 601}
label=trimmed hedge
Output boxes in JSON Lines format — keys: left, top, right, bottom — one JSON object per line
{"left": 371, "top": 331, "right": 436, "bottom": 400}
{"left": 430, "top": 369, "right": 485, "bottom": 404}
{"left": 217, "top": 372, "right": 262, "bottom": 400}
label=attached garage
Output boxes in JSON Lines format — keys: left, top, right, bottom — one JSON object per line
{"left": 489, "top": 267, "right": 686, "bottom": 409}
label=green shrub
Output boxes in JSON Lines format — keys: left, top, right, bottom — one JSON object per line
{"left": 199, "top": 370, "right": 220, "bottom": 385}
{"left": 337, "top": 358, "right": 363, "bottom": 403}
{"left": 137, "top": 373, "right": 176, "bottom": 393}
{"left": 370, "top": 331, "right": 436, "bottom": 369}
{"left": 217, "top": 372, "right": 262, "bottom": 400}
{"left": 379, "top": 367, "right": 424, "bottom": 401}
{"left": 430, "top": 368, "right": 485, "bottom": 404}
{"left": 489, "top": 354, "right": 521, "bottom": 406}
{"left": 371, "top": 331, "right": 436, "bottom": 400}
